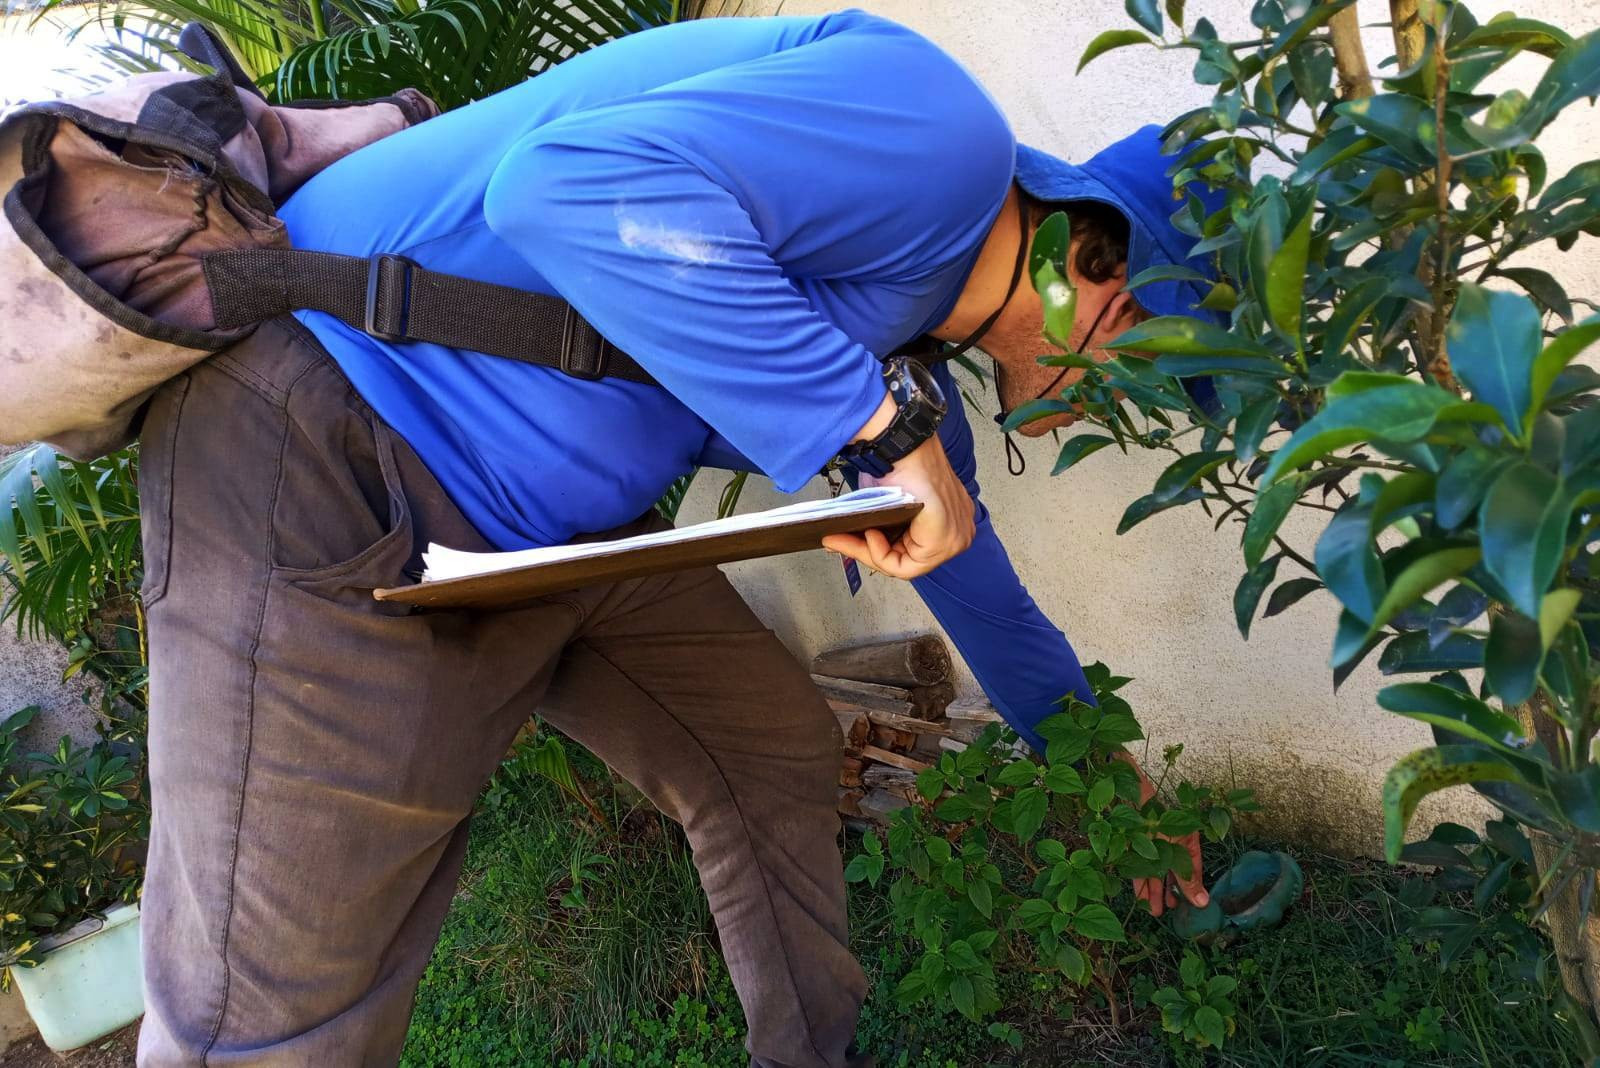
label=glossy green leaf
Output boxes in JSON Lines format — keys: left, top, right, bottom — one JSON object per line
{"left": 1380, "top": 630, "right": 1486, "bottom": 674}
{"left": 1457, "top": 17, "right": 1572, "bottom": 58}
{"left": 1261, "top": 379, "right": 1492, "bottom": 485}
{"left": 1540, "top": 588, "right": 1582, "bottom": 649}
{"left": 1000, "top": 398, "right": 1074, "bottom": 434}
{"left": 1320, "top": 276, "right": 1396, "bottom": 365}
{"left": 1242, "top": 476, "right": 1302, "bottom": 569}
{"left": 1232, "top": 395, "right": 1280, "bottom": 466}
{"left": 1012, "top": 786, "right": 1048, "bottom": 842}
{"left": 1446, "top": 284, "right": 1542, "bottom": 439}
{"left": 1435, "top": 448, "right": 1511, "bottom": 529}
{"left": 1264, "top": 577, "right": 1323, "bottom": 618}
{"left": 1117, "top": 487, "right": 1205, "bottom": 535}
{"left": 1056, "top": 944, "right": 1089, "bottom": 984}
{"left": 1479, "top": 462, "right": 1567, "bottom": 618}
{"left": 1234, "top": 554, "right": 1282, "bottom": 639}
{"left": 1053, "top": 434, "right": 1116, "bottom": 476}
{"left": 1125, "top": 0, "right": 1162, "bottom": 35}
{"left": 1031, "top": 211, "right": 1078, "bottom": 350}
{"left": 1125, "top": 263, "right": 1207, "bottom": 291}
{"left": 1336, "top": 93, "right": 1433, "bottom": 164}
{"left": 1265, "top": 203, "right": 1313, "bottom": 344}
{"left": 1377, "top": 682, "right": 1528, "bottom": 754}
{"left": 1153, "top": 450, "right": 1231, "bottom": 502}
{"left": 1077, "top": 29, "right": 1155, "bottom": 74}
{"left": 1072, "top": 903, "right": 1126, "bottom": 943}
{"left": 1383, "top": 746, "right": 1526, "bottom": 862}
{"left": 1151, "top": 354, "right": 1290, "bottom": 378}
{"left": 950, "top": 975, "right": 977, "bottom": 1020}
{"left": 1496, "top": 267, "right": 1573, "bottom": 325}
{"left": 968, "top": 877, "right": 994, "bottom": 918}
{"left": 1316, "top": 500, "right": 1384, "bottom": 624}
{"left": 1549, "top": 766, "right": 1600, "bottom": 832}
{"left": 1485, "top": 610, "right": 1543, "bottom": 706}
{"left": 1105, "top": 316, "right": 1275, "bottom": 359}
{"left": 1528, "top": 316, "right": 1600, "bottom": 421}
{"left": 1371, "top": 470, "right": 1436, "bottom": 532}
{"left": 1366, "top": 548, "right": 1481, "bottom": 638}
{"left": 1291, "top": 127, "right": 1382, "bottom": 185}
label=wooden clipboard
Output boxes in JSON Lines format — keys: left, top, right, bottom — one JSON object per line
{"left": 373, "top": 501, "right": 922, "bottom": 610}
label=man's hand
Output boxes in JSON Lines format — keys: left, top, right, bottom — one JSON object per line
{"left": 1114, "top": 751, "right": 1209, "bottom": 918}
{"left": 821, "top": 394, "right": 975, "bottom": 579}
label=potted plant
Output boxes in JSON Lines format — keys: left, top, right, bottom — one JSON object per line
{"left": 0, "top": 705, "right": 146, "bottom": 1051}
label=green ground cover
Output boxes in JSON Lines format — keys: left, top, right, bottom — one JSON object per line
{"left": 402, "top": 743, "right": 1580, "bottom": 1067}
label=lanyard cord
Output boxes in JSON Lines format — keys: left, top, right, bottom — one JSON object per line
{"left": 942, "top": 192, "right": 1031, "bottom": 362}
{"left": 993, "top": 277, "right": 1117, "bottom": 477}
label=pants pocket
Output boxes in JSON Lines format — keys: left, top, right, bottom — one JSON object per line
{"left": 269, "top": 411, "right": 415, "bottom": 586}
{"left": 136, "top": 375, "right": 191, "bottom": 608}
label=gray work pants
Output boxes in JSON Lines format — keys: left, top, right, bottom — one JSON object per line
{"left": 132, "top": 318, "right": 868, "bottom": 1067}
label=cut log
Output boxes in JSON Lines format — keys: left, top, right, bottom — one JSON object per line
{"left": 859, "top": 745, "right": 931, "bottom": 773}
{"left": 938, "top": 736, "right": 969, "bottom": 753}
{"left": 837, "top": 787, "right": 864, "bottom": 817}
{"left": 832, "top": 709, "right": 871, "bottom": 750}
{"left": 868, "top": 724, "right": 916, "bottom": 752}
{"left": 858, "top": 788, "right": 910, "bottom": 821}
{"left": 865, "top": 709, "right": 952, "bottom": 738}
{"left": 862, "top": 765, "right": 918, "bottom": 788}
{"left": 909, "top": 680, "right": 956, "bottom": 720}
{"left": 814, "top": 674, "right": 912, "bottom": 708}
{"left": 945, "top": 695, "right": 1002, "bottom": 722}
{"left": 811, "top": 635, "right": 952, "bottom": 688}
{"left": 839, "top": 759, "right": 863, "bottom": 788}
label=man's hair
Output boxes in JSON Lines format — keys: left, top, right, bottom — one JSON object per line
{"left": 1017, "top": 191, "right": 1131, "bottom": 286}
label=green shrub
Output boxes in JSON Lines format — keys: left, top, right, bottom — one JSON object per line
{"left": 0, "top": 705, "right": 145, "bottom": 980}
{"left": 848, "top": 664, "right": 1256, "bottom": 1049}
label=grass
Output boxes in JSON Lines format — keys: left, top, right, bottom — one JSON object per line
{"left": 403, "top": 740, "right": 1583, "bottom": 1067}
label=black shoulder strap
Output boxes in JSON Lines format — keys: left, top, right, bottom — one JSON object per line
{"left": 203, "top": 248, "right": 659, "bottom": 387}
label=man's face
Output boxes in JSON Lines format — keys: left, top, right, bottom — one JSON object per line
{"left": 991, "top": 258, "right": 1143, "bottom": 437}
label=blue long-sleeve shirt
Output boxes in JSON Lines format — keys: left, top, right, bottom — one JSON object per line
{"left": 277, "top": 9, "right": 1090, "bottom": 749}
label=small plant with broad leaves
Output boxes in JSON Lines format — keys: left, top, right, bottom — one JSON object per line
{"left": 1399, "top": 818, "right": 1551, "bottom": 971}
{"left": 1150, "top": 951, "right": 1239, "bottom": 1050}
{"left": 0, "top": 706, "right": 145, "bottom": 984}
{"left": 1020, "top": 0, "right": 1600, "bottom": 1019}
{"left": 845, "top": 664, "right": 1254, "bottom": 1041}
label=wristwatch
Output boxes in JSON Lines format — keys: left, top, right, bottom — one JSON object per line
{"left": 836, "top": 356, "right": 948, "bottom": 478}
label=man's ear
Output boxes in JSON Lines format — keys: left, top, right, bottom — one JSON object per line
{"left": 1098, "top": 287, "right": 1143, "bottom": 345}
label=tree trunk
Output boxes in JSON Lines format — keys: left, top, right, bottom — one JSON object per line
{"left": 1518, "top": 699, "right": 1600, "bottom": 1017}
{"left": 1327, "top": 6, "right": 1374, "bottom": 100}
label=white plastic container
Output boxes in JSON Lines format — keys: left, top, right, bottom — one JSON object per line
{"left": 11, "top": 903, "right": 143, "bottom": 1051}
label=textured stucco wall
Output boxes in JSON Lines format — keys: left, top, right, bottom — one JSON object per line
{"left": 0, "top": 446, "right": 103, "bottom": 754}
{"left": 2, "top": 3, "right": 1596, "bottom": 857}
{"left": 680, "top": 0, "right": 1600, "bottom": 853}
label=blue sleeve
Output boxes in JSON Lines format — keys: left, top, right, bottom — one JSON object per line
{"left": 911, "top": 363, "right": 1096, "bottom": 751}
{"left": 481, "top": 11, "right": 1014, "bottom": 492}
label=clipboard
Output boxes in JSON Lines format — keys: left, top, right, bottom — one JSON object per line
{"left": 373, "top": 501, "right": 922, "bottom": 610}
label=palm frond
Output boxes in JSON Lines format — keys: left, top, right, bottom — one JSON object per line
{"left": 276, "top": 0, "right": 677, "bottom": 107}
{"left": 0, "top": 446, "right": 142, "bottom": 646}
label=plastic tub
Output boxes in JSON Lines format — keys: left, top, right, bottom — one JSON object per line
{"left": 11, "top": 903, "right": 142, "bottom": 1051}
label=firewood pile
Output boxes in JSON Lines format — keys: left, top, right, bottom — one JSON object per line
{"left": 815, "top": 635, "right": 1002, "bottom": 828}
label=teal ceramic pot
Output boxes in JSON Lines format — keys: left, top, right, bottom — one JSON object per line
{"left": 1170, "top": 850, "right": 1303, "bottom": 943}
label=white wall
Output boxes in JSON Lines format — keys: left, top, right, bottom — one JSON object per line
{"left": 684, "top": 0, "right": 1600, "bottom": 853}
{"left": 2, "top": 2, "right": 1595, "bottom": 855}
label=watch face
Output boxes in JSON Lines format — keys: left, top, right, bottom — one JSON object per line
{"left": 902, "top": 357, "right": 948, "bottom": 416}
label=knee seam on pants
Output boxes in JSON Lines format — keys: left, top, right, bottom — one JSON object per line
{"left": 199, "top": 411, "right": 292, "bottom": 1065}
{"left": 576, "top": 639, "right": 831, "bottom": 1067}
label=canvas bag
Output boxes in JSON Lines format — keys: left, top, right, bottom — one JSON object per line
{"left": 0, "top": 24, "right": 654, "bottom": 461}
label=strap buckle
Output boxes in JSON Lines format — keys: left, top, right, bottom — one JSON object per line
{"left": 365, "top": 254, "right": 418, "bottom": 343}
{"left": 559, "top": 305, "right": 613, "bottom": 381}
